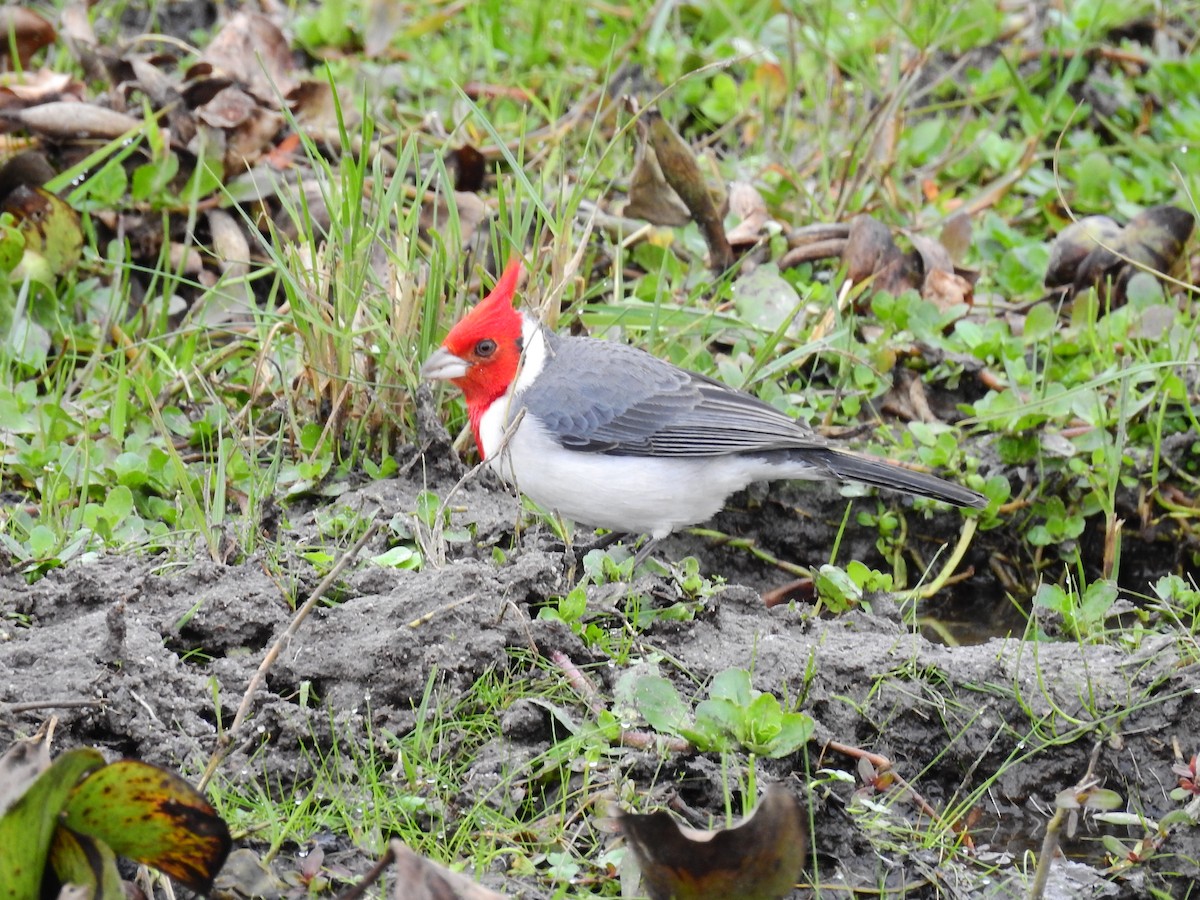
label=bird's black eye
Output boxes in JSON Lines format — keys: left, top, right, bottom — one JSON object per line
{"left": 475, "top": 339, "right": 497, "bottom": 357}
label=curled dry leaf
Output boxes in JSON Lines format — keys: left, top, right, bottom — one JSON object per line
{"left": 389, "top": 840, "right": 506, "bottom": 900}
{"left": 225, "top": 106, "right": 285, "bottom": 171}
{"left": 1, "top": 70, "right": 75, "bottom": 103}
{"left": 911, "top": 233, "right": 974, "bottom": 312}
{"left": 922, "top": 265, "right": 974, "bottom": 312}
{"left": 725, "top": 180, "right": 770, "bottom": 247}
{"left": 128, "top": 56, "right": 196, "bottom": 145}
{"left": 621, "top": 784, "right": 806, "bottom": 900}
{"left": 840, "top": 214, "right": 918, "bottom": 301}
{"left": 7, "top": 101, "right": 145, "bottom": 140}
{"left": 196, "top": 84, "right": 258, "bottom": 129}
{"left": 842, "top": 214, "right": 901, "bottom": 285}
{"left": 288, "top": 80, "right": 343, "bottom": 134}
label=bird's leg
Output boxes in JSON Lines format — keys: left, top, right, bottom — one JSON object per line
{"left": 631, "top": 537, "right": 661, "bottom": 570}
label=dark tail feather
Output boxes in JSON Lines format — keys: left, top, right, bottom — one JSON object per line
{"left": 814, "top": 449, "right": 987, "bottom": 509}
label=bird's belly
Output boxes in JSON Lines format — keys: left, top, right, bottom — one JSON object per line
{"left": 489, "top": 420, "right": 780, "bottom": 538}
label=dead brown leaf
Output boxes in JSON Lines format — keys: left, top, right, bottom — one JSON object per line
{"left": 645, "top": 110, "right": 733, "bottom": 271}
{"left": 922, "top": 265, "right": 974, "bottom": 311}
{"left": 364, "top": 0, "right": 407, "bottom": 58}
{"left": 840, "top": 214, "right": 917, "bottom": 300}
{"left": 624, "top": 121, "right": 691, "bottom": 226}
{"left": 7, "top": 100, "right": 145, "bottom": 140}
{"left": 0, "top": 70, "right": 75, "bottom": 103}
{"left": 288, "top": 80, "right": 341, "bottom": 133}
{"left": 622, "top": 784, "right": 806, "bottom": 900}
{"left": 1050, "top": 205, "right": 1195, "bottom": 305}
{"left": 389, "top": 841, "right": 506, "bottom": 900}
{"left": 0, "top": 7, "right": 56, "bottom": 68}
{"left": 725, "top": 180, "right": 770, "bottom": 247}
{"left": 1044, "top": 215, "right": 1121, "bottom": 288}
{"left": 196, "top": 84, "right": 258, "bottom": 129}
{"left": 195, "top": 12, "right": 297, "bottom": 104}
{"left": 939, "top": 211, "right": 972, "bottom": 264}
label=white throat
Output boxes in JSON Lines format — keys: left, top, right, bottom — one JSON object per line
{"left": 477, "top": 313, "right": 547, "bottom": 461}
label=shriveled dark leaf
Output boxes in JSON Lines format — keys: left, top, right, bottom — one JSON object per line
{"left": 842, "top": 214, "right": 901, "bottom": 285}
{"left": 61, "top": 759, "right": 231, "bottom": 893}
{"left": 622, "top": 784, "right": 806, "bottom": 900}
{"left": 646, "top": 110, "right": 733, "bottom": 271}
{"left": 1045, "top": 215, "right": 1121, "bottom": 287}
{"left": 449, "top": 144, "right": 486, "bottom": 193}
{"left": 624, "top": 122, "right": 690, "bottom": 226}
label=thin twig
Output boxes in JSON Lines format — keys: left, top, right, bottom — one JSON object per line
{"left": 2, "top": 699, "right": 105, "bottom": 714}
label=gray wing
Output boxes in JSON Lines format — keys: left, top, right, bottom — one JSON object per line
{"left": 518, "top": 333, "right": 829, "bottom": 457}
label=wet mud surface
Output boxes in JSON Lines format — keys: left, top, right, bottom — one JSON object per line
{"left": 2, "top": 469, "right": 1198, "bottom": 898}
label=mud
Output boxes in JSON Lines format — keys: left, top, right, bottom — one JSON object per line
{"left": 2, "top": 468, "right": 1198, "bottom": 898}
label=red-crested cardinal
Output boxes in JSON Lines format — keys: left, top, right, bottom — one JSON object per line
{"left": 422, "top": 260, "right": 987, "bottom": 542}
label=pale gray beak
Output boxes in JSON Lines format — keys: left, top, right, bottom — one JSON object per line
{"left": 421, "top": 347, "right": 469, "bottom": 381}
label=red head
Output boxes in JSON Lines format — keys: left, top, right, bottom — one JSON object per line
{"left": 421, "top": 258, "right": 524, "bottom": 452}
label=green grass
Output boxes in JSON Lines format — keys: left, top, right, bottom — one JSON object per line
{"left": 3, "top": 0, "right": 1200, "bottom": 895}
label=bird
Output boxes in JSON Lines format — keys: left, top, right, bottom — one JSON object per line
{"left": 421, "top": 259, "right": 987, "bottom": 550}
